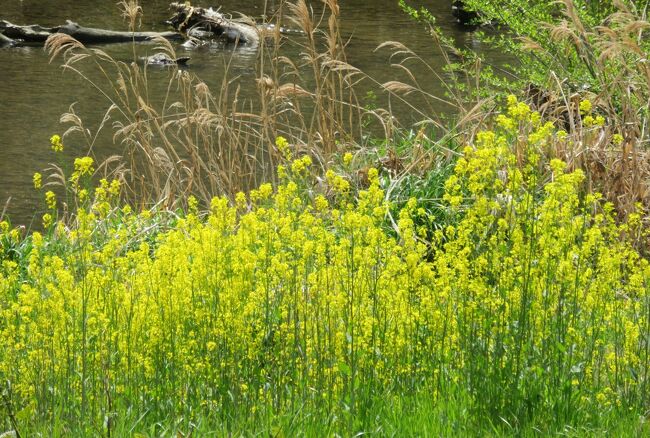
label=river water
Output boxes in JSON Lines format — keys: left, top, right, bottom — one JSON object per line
{"left": 0, "top": 0, "right": 505, "bottom": 227}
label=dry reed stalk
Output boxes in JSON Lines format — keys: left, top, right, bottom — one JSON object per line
{"left": 41, "top": 0, "right": 484, "bottom": 218}
{"left": 118, "top": 0, "right": 143, "bottom": 32}
{"left": 531, "top": 0, "right": 650, "bottom": 221}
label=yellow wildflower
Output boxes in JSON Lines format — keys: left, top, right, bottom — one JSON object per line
{"left": 188, "top": 195, "right": 199, "bottom": 214}
{"left": 42, "top": 213, "right": 53, "bottom": 228}
{"left": 258, "top": 183, "right": 273, "bottom": 200}
{"left": 78, "top": 189, "right": 88, "bottom": 203}
{"left": 235, "top": 192, "right": 247, "bottom": 210}
{"left": 109, "top": 179, "right": 121, "bottom": 197}
{"left": 325, "top": 169, "right": 350, "bottom": 194}
{"left": 496, "top": 114, "right": 516, "bottom": 131}
{"left": 277, "top": 165, "right": 287, "bottom": 180}
{"left": 45, "top": 191, "right": 56, "bottom": 210}
{"left": 74, "top": 156, "right": 94, "bottom": 176}
{"left": 291, "top": 156, "right": 312, "bottom": 175}
{"left": 50, "top": 134, "right": 64, "bottom": 152}
{"left": 367, "top": 167, "right": 379, "bottom": 184}
{"left": 508, "top": 102, "right": 531, "bottom": 120}
{"left": 314, "top": 195, "right": 329, "bottom": 211}
{"left": 33, "top": 172, "right": 42, "bottom": 190}
{"left": 275, "top": 136, "right": 292, "bottom": 160}
{"left": 32, "top": 231, "right": 42, "bottom": 248}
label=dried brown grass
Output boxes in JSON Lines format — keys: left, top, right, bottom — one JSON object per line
{"left": 42, "top": 0, "right": 481, "bottom": 215}
{"left": 527, "top": 0, "right": 650, "bottom": 222}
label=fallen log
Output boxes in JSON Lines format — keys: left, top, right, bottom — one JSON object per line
{"left": 0, "top": 19, "right": 184, "bottom": 45}
{"left": 0, "top": 3, "right": 262, "bottom": 48}
{"left": 167, "top": 2, "right": 259, "bottom": 46}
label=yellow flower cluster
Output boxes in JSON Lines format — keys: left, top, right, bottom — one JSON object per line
{"left": 325, "top": 169, "right": 350, "bottom": 194}
{"left": 92, "top": 178, "right": 120, "bottom": 217}
{"left": 0, "top": 115, "right": 648, "bottom": 430}
{"left": 45, "top": 190, "right": 56, "bottom": 210}
{"left": 41, "top": 213, "right": 53, "bottom": 228}
{"left": 290, "top": 155, "right": 312, "bottom": 175}
{"left": 613, "top": 133, "right": 624, "bottom": 145}
{"left": 275, "top": 135, "right": 292, "bottom": 160}
{"left": 32, "top": 172, "right": 42, "bottom": 190}
{"left": 50, "top": 134, "right": 64, "bottom": 152}
{"left": 74, "top": 156, "right": 94, "bottom": 175}
{"left": 441, "top": 101, "right": 650, "bottom": 418}
{"left": 578, "top": 98, "right": 606, "bottom": 127}
{"left": 66, "top": 156, "right": 95, "bottom": 193}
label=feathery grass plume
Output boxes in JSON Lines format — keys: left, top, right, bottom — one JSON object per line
{"left": 118, "top": 0, "right": 143, "bottom": 32}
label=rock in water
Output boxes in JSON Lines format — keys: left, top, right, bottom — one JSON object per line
{"left": 144, "top": 53, "right": 190, "bottom": 66}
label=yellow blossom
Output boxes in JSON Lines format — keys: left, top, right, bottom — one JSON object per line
{"left": 74, "top": 156, "right": 94, "bottom": 176}
{"left": 50, "top": 134, "right": 64, "bottom": 152}
{"left": 109, "top": 179, "right": 121, "bottom": 197}
{"left": 496, "top": 114, "right": 516, "bottom": 131}
{"left": 235, "top": 192, "right": 247, "bottom": 210}
{"left": 275, "top": 136, "right": 292, "bottom": 160}
{"left": 45, "top": 191, "right": 56, "bottom": 210}
{"left": 42, "top": 213, "right": 53, "bottom": 228}
{"left": 314, "top": 195, "right": 329, "bottom": 211}
{"left": 612, "top": 133, "right": 624, "bottom": 145}
{"left": 33, "top": 172, "right": 42, "bottom": 190}
{"left": 78, "top": 189, "right": 88, "bottom": 203}
{"left": 367, "top": 167, "right": 379, "bottom": 183}
{"left": 188, "top": 195, "right": 198, "bottom": 214}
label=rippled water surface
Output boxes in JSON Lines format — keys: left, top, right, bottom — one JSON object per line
{"left": 0, "top": 0, "right": 506, "bottom": 226}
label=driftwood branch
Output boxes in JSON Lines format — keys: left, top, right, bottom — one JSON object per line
{"left": 0, "top": 20, "right": 183, "bottom": 45}
{"left": 167, "top": 2, "right": 259, "bottom": 46}
{"left": 0, "top": 3, "right": 260, "bottom": 47}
